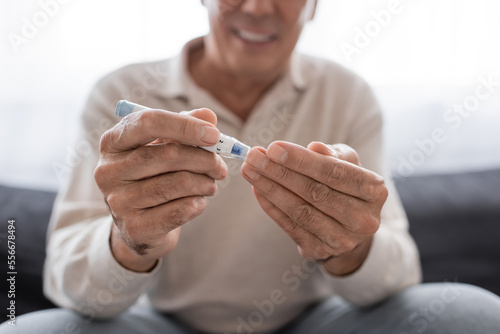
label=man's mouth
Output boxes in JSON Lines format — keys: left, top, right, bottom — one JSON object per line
{"left": 233, "top": 29, "right": 277, "bottom": 43}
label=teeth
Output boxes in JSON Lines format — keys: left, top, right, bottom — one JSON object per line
{"left": 236, "top": 30, "right": 274, "bottom": 43}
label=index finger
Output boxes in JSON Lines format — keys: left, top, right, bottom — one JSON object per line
{"left": 101, "top": 109, "right": 220, "bottom": 153}
{"left": 266, "top": 141, "right": 384, "bottom": 201}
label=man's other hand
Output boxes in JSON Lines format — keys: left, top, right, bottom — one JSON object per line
{"left": 241, "top": 141, "right": 388, "bottom": 276}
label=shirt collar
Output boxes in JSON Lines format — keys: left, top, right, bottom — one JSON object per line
{"left": 161, "top": 37, "right": 202, "bottom": 99}
{"left": 290, "top": 52, "right": 307, "bottom": 91}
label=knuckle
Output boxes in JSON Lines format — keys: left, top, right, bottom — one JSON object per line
{"left": 323, "top": 161, "right": 349, "bottom": 188}
{"left": 290, "top": 203, "right": 314, "bottom": 224}
{"left": 106, "top": 192, "right": 122, "bottom": 214}
{"left": 348, "top": 209, "right": 379, "bottom": 235}
{"left": 329, "top": 240, "right": 346, "bottom": 256}
{"left": 121, "top": 138, "right": 180, "bottom": 170}
{"left": 351, "top": 211, "right": 379, "bottom": 236}
{"left": 333, "top": 194, "right": 350, "bottom": 218}
{"left": 93, "top": 163, "right": 106, "bottom": 186}
{"left": 177, "top": 115, "right": 191, "bottom": 139}
{"left": 94, "top": 161, "right": 122, "bottom": 191}
{"left": 163, "top": 143, "right": 181, "bottom": 162}
{"left": 205, "top": 180, "right": 217, "bottom": 197}
{"left": 152, "top": 172, "right": 190, "bottom": 202}
{"left": 378, "top": 181, "right": 389, "bottom": 202}
{"left": 274, "top": 164, "right": 291, "bottom": 183}
{"left": 295, "top": 153, "right": 309, "bottom": 171}
{"left": 286, "top": 220, "right": 302, "bottom": 236}
{"left": 344, "top": 211, "right": 362, "bottom": 232}
{"left": 109, "top": 188, "right": 137, "bottom": 216}
{"left": 150, "top": 180, "right": 173, "bottom": 203}
{"left": 163, "top": 207, "right": 185, "bottom": 233}
{"left": 264, "top": 180, "right": 280, "bottom": 197}
{"left": 98, "top": 129, "right": 113, "bottom": 154}
{"left": 164, "top": 197, "right": 206, "bottom": 232}
{"left": 321, "top": 232, "right": 337, "bottom": 247}
{"left": 133, "top": 147, "right": 156, "bottom": 166}
{"left": 119, "top": 188, "right": 138, "bottom": 210}
{"left": 344, "top": 239, "right": 358, "bottom": 253}
{"left": 311, "top": 244, "right": 332, "bottom": 261}
{"left": 364, "top": 174, "right": 388, "bottom": 202}
{"left": 363, "top": 215, "right": 381, "bottom": 236}
{"left": 139, "top": 109, "right": 158, "bottom": 129}
{"left": 307, "top": 182, "right": 331, "bottom": 205}
{"left": 325, "top": 237, "right": 342, "bottom": 252}
{"left": 193, "top": 197, "right": 207, "bottom": 216}
{"left": 175, "top": 171, "right": 192, "bottom": 189}
{"left": 131, "top": 144, "right": 180, "bottom": 169}
{"left": 124, "top": 215, "right": 145, "bottom": 240}
{"left": 192, "top": 197, "right": 208, "bottom": 216}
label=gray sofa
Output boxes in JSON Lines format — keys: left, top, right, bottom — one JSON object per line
{"left": 1, "top": 169, "right": 499, "bottom": 316}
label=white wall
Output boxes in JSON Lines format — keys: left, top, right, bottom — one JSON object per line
{"left": 1, "top": 0, "right": 499, "bottom": 190}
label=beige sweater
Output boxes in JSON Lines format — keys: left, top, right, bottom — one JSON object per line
{"left": 44, "top": 37, "right": 421, "bottom": 333}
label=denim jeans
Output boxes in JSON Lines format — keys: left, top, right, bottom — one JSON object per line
{"left": 1, "top": 283, "right": 499, "bottom": 334}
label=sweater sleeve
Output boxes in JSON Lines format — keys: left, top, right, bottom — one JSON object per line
{"left": 320, "top": 81, "right": 422, "bottom": 306}
{"left": 43, "top": 77, "right": 162, "bottom": 318}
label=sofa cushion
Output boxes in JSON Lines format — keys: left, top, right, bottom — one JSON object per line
{"left": 395, "top": 169, "right": 500, "bottom": 295}
{"left": 0, "top": 185, "right": 56, "bottom": 316}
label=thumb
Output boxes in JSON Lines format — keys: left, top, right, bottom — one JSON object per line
{"left": 307, "top": 141, "right": 335, "bottom": 156}
{"left": 307, "top": 142, "right": 361, "bottom": 166}
{"left": 151, "top": 108, "right": 218, "bottom": 145}
{"left": 182, "top": 108, "right": 218, "bottom": 126}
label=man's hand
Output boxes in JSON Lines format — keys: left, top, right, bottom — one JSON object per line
{"left": 94, "top": 108, "right": 227, "bottom": 273}
{"left": 241, "top": 141, "right": 388, "bottom": 276}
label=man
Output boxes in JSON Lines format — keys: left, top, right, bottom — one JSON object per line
{"left": 2, "top": 0, "right": 499, "bottom": 333}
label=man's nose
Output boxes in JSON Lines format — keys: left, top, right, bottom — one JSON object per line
{"left": 240, "top": 0, "right": 275, "bottom": 17}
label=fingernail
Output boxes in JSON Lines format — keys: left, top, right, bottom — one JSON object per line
{"left": 246, "top": 149, "right": 269, "bottom": 170}
{"left": 327, "top": 145, "right": 339, "bottom": 158}
{"left": 268, "top": 144, "right": 288, "bottom": 163}
{"left": 243, "top": 167, "right": 260, "bottom": 180}
{"left": 200, "top": 126, "right": 219, "bottom": 144}
{"left": 182, "top": 109, "right": 202, "bottom": 115}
